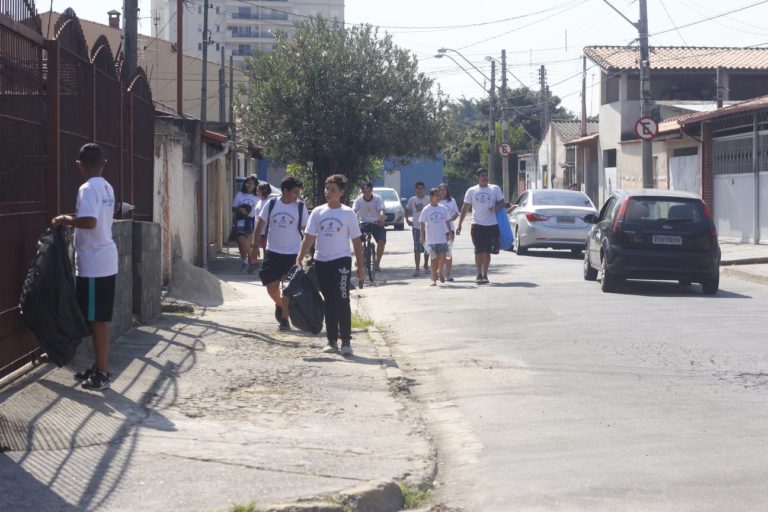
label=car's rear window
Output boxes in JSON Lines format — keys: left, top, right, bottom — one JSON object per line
{"left": 624, "top": 198, "right": 704, "bottom": 223}
{"left": 376, "top": 190, "right": 399, "bottom": 201}
{"left": 532, "top": 191, "right": 593, "bottom": 207}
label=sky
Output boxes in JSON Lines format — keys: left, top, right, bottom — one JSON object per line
{"left": 46, "top": 0, "right": 768, "bottom": 116}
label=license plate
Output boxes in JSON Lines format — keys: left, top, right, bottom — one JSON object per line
{"left": 557, "top": 217, "right": 575, "bottom": 224}
{"left": 652, "top": 235, "right": 682, "bottom": 245}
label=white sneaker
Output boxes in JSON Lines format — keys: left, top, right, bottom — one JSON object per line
{"left": 322, "top": 343, "right": 338, "bottom": 354}
{"left": 340, "top": 344, "right": 353, "bottom": 356}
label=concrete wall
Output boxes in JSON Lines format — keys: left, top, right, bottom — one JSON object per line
{"left": 112, "top": 221, "right": 134, "bottom": 340}
{"left": 154, "top": 117, "right": 201, "bottom": 283}
{"left": 373, "top": 157, "right": 445, "bottom": 196}
{"left": 133, "top": 222, "right": 162, "bottom": 323}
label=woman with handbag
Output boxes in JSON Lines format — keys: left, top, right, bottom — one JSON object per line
{"left": 231, "top": 175, "right": 260, "bottom": 271}
{"left": 296, "top": 174, "right": 364, "bottom": 356}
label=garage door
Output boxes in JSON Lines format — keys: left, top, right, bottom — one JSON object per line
{"left": 670, "top": 155, "right": 699, "bottom": 195}
{"left": 713, "top": 136, "right": 757, "bottom": 243}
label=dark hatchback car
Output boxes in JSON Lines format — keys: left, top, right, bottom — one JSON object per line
{"left": 583, "top": 190, "right": 721, "bottom": 294}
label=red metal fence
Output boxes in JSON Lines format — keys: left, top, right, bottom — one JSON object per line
{"left": 0, "top": 3, "right": 154, "bottom": 379}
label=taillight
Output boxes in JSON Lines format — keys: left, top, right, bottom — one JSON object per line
{"left": 702, "top": 201, "right": 718, "bottom": 239}
{"left": 612, "top": 197, "right": 629, "bottom": 233}
{"left": 526, "top": 212, "right": 550, "bottom": 222}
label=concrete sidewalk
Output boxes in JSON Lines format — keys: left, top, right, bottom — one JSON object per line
{"left": 720, "top": 242, "right": 768, "bottom": 285}
{"left": 0, "top": 250, "right": 434, "bottom": 512}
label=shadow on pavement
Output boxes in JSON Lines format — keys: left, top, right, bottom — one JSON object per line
{"left": 610, "top": 280, "right": 751, "bottom": 299}
{"left": 515, "top": 249, "right": 584, "bottom": 260}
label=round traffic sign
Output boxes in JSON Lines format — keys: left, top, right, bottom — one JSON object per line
{"left": 498, "top": 143, "right": 512, "bottom": 157}
{"left": 635, "top": 116, "right": 658, "bottom": 140}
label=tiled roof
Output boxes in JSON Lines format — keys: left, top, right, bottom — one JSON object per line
{"left": 551, "top": 121, "right": 599, "bottom": 142}
{"left": 584, "top": 46, "right": 768, "bottom": 71}
{"left": 680, "top": 95, "right": 768, "bottom": 125}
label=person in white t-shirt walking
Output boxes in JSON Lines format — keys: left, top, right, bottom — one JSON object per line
{"left": 232, "top": 175, "right": 260, "bottom": 272}
{"left": 456, "top": 167, "right": 505, "bottom": 285}
{"left": 438, "top": 182, "right": 459, "bottom": 282}
{"left": 51, "top": 143, "right": 118, "bottom": 391}
{"left": 352, "top": 182, "right": 386, "bottom": 271}
{"left": 420, "top": 188, "right": 453, "bottom": 286}
{"left": 297, "top": 174, "right": 364, "bottom": 356}
{"left": 254, "top": 176, "right": 307, "bottom": 331}
{"left": 405, "top": 181, "right": 431, "bottom": 277}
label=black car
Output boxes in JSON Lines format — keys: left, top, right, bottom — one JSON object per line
{"left": 583, "top": 189, "right": 721, "bottom": 295}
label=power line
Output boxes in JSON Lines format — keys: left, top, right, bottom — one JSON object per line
{"left": 652, "top": 0, "right": 768, "bottom": 37}
{"left": 659, "top": 0, "right": 688, "bottom": 45}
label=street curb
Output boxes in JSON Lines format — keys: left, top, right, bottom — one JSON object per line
{"left": 265, "top": 327, "right": 438, "bottom": 512}
{"left": 722, "top": 265, "right": 768, "bottom": 286}
{"left": 720, "top": 257, "right": 768, "bottom": 266}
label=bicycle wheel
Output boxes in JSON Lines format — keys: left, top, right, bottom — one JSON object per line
{"left": 365, "top": 242, "right": 376, "bottom": 282}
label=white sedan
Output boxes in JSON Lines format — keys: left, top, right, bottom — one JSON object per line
{"left": 508, "top": 189, "right": 597, "bottom": 255}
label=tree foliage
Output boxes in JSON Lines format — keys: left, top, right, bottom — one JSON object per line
{"left": 238, "top": 18, "right": 447, "bottom": 204}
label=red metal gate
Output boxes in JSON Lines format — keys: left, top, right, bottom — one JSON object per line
{"left": 0, "top": 5, "right": 154, "bottom": 379}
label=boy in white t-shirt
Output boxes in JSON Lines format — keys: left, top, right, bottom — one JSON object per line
{"left": 456, "top": 167, "right": 505, "bottom": 285}
{"left": 352, "top": 183, "right": 386, "bottom": 271}
{"left": 51, "top": 143, "right": 118, "bottom": 391}
{"left": 419, "top": 188, "right": 453, "bottom": 286}
{"left": 254, "top": 176, "right": 306, "bottom": 331}
{"left": 405, "top": 181, "right": 431, "bottom": 276}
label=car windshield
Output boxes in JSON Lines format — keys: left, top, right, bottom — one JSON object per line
{"left": 624, "top": 198, "right": 704, "bottom": 223}
{"left": 376, "top": 190, "right": 399, "bottom": 201}
{"left": 532, "top": 191, "right": 593, "bottom": 207}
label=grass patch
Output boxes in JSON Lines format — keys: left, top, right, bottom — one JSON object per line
{"left": 230, "top": 503, "right": 259, "bottom": 512}
{"left": 398, "top": 482, "right": 431, "bottom": 509}
{"left": 351, "top": 313, "right": 374, "bottom": 329}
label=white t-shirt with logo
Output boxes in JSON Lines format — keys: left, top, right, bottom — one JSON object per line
{"left": 440, "top": 197, "right": 459, "bottom": 230}
{"left": 353, "top": 194, "right": 384, "bottom": 223}
{"left": 420, "top": 203, "right": 452, "bottom": 245}
{"left": 258, "top": 198, "right": 307, "bottom": 255}
{"left": 464, "top": 184, "right": 503, "bottom": 226}
{"left": 74, "top": 177, "right": 118, "bottom": 277}
{"left": 305, "top": 204, "right": 362, "bottom": 262}
{"left": 406, "top": 195, "right": 430, "bottom": 228}
{"left": 232, "top": 192, "right": 260, "bottom": 228}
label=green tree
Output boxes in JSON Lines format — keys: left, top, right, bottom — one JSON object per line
{"left": 238, "top": 18, "right": 447, "bottom": 204}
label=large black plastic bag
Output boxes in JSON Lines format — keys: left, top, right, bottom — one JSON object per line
{"left": 19, "top": 227, "right": 90, "bottom": 366}
{"left": 282, "top": 265, "right": 324, "bottom": 335}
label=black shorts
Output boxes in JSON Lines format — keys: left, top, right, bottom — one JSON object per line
{"left": 360, "top": 222, "right": 386, "bottom": 243}
{"left": 76, "top": 275, "right": 116, "bottom": 322}
{"left": 259, "top": 251, "right": 297, "bottom": 285}
{"left": 470, "top": 224, "right": 500, "bottom": 255}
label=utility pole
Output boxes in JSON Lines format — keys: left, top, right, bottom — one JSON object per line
{"left": 219, "top": 46, "right": 226, "bottom": 122}
{"left": 501, "top": 49, "right": 510, "bottom": 202}
{"left": 580, "top": 54, "right": 587, "bottom": 191}
{"left": 539, "top": 65, "right": 547, "bottom": 137}
{"left": 638, "top": 0, "right": 653, "bottom": 188}
{"left": 177, "top": 0, "right": 183, "bottom": 116}
{"left": 230, "top": 55, "right": 237, "bottom": 178}
{"left": 489, "top": 60, "right": 496, "bottom": 185}
{"left": 124, "top": 0, "right": 139, "bottom": 78}
{"left": 201, "top": 0, "right": 209, "bottom": 129}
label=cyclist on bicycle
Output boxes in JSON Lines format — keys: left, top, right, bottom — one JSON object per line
{"left": 353, "top": 182, "right": 386, "bottom": 271}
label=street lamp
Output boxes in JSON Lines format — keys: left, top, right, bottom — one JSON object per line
{"left": 435, "top": 49, "right": 497, "bottom": 186}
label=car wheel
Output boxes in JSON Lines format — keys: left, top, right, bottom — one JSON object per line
{"left": 394, "top": 223, "right": 404, "bottom": 231}
{"left": 600, "top": 253, "right": 619, "bottom": 293}
{"left": 514, "top": 230, "right": 527, "bottom": 255}
{"left": 583, "top": 252, "right": 598, "bottom": 281}
{"left": 678, "top": 279, "right": 692, "bottom": 286}
{"left": 702, "top": 273, "right": 719, "bottom": 295}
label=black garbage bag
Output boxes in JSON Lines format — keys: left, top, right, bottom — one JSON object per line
{"left": 282, "top": 265, "right": 324, "bottom": 335}
{"left": 19, "top": 227, "right": 90, "bottom": 366}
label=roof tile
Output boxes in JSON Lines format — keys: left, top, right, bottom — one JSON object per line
{"left": 584, "top": 45, "right": 768, "bottom": 71}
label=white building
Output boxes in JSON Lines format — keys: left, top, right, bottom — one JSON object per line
{"left": 151, "top": 0, "right": 345, "bottom": 67}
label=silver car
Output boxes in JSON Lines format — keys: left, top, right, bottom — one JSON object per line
{"left": 373, "top": 187, "right": 405, "bottom": 230}
{"left": 509, "top": 189, "right": 597, "bottom": 255}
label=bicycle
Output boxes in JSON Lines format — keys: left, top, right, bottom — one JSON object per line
{"left": 359, "top": 222, "right": 377, "bottom": 284}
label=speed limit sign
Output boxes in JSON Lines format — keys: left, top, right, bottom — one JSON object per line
{"left": 498, "top": 143, "right": 512, "bottom": 157}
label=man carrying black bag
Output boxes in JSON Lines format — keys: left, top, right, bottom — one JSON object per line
{"left": 281, "top": 265, "right": 324, "bottom": 335}
{"left": 296, "top": 174, "right": 364, "bottom": 356}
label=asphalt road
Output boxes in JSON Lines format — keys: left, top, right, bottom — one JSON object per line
{"left": 359, "top": 226, "right": 768, "bottom": 512}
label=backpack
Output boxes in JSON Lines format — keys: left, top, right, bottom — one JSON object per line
{"left": 282, "top": 265, "right": 324, "bottom": 335}
{"left": 260, "top": 198, "right": 305, "bottom": 249}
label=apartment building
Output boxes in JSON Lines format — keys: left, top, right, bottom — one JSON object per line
{"left": 151, "top": 0, "right": 345, "bottom": 67}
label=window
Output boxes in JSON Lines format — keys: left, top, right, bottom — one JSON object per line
{"left": 532, "top": 190, "right": 593, "bottom": 207}
{"left": 599, "top": 196, "right": 617, "bottom": 222}
{"left": 673, "top": 147, "right": 698, "bottom": 157}
{"left": 215, "top": 6, "right": 219, "bottom": 14}
{"left": 216, "top": 24, "right": 220, "bottom": 32}
{"left": 216, "top": 43, "right": 220, "bottom": 51}
{"left": 198, "top": 42, "right": 202, "bottom": 51}
{"left": 197, "top": 6, "right": 201, "bottom": 14}
{"left": 602, "top": 72, "right": 620, "bottom": 104}
{"left": 603, "top": 149, "right": 617, "bottom": 168}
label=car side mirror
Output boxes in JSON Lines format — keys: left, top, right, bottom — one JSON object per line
{"left": 583, "top": 213, "right": 598, "bottom": 224}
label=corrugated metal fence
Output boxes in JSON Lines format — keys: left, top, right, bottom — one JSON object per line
{"left": 0, "top": 3, "right": 154, "bottom": 379}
